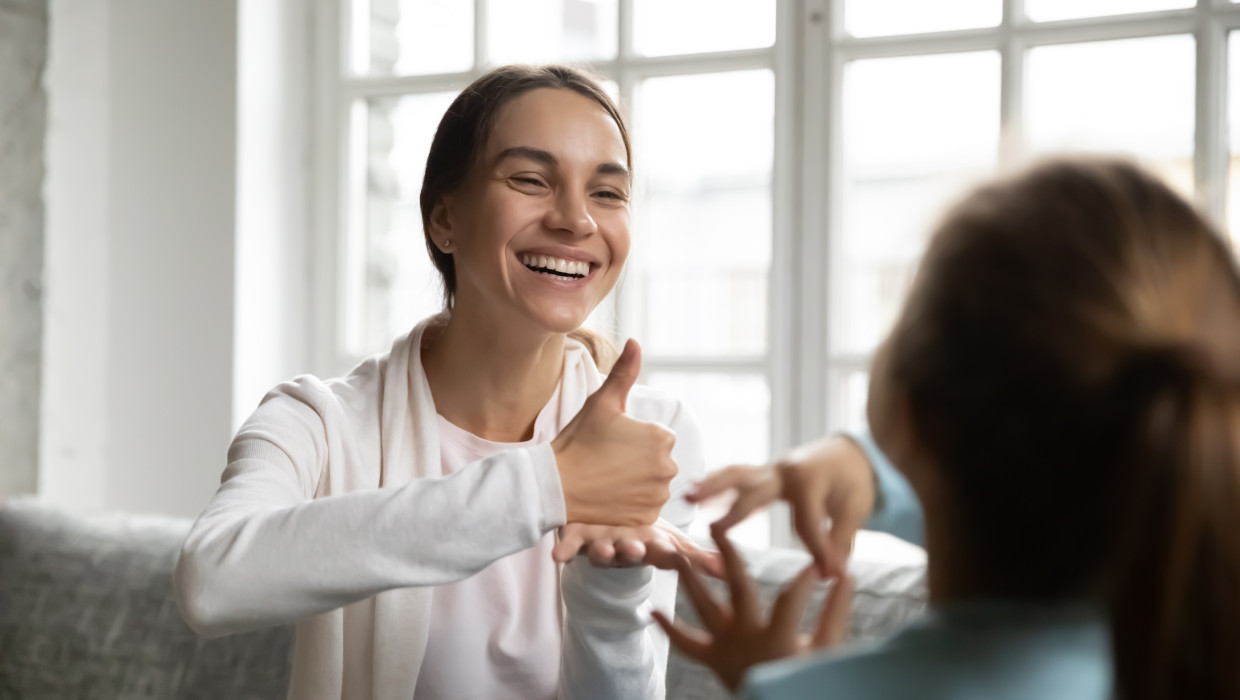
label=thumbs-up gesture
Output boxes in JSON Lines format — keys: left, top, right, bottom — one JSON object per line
{"left": 552, "top": 339, "right": 678, "bottom": 526}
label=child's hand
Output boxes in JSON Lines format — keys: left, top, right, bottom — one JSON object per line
{"left": 652, "top": 528, "right": 854, "bottom": 692}
{"left": 686, "top": 435, "right": 876, "bottom": 578}
{"left": 552, "top": 519, "right": 726, "bottom": 578}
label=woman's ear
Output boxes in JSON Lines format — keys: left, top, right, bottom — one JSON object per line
{"left": 428, "top": 198, "right": 455, "bottom": 253}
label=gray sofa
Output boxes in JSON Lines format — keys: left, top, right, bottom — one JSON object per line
{"left": 0, "top": 499, "right": 927, "bottom": 699}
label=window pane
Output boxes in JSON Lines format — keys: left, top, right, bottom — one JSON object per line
{"left": 834, "top": 52, "right": 1000, "bottom": 356}
{"left": 645, "top": 372, "right": 770, "bottom": 548}
{"left": 487, "top": 0, "right": 618, "bottom": 65}
{"left": 633, "top": 0, "right": 775, "bottom": 56}
{"left": 829, "top": 369, "right": 870, "bottom": 434}
{"left": 1026, "top": 35, "right": 1195, "bottom": 197}
{"left": 631, "top": 70, "right": 774, "bottom": 356}
{"left": 1228, "top": 32, "right": 1240, "bottom": 252}
{"left": 845, "top": 0, "right": 1000, "bottom": 38}
{"left": 357, "top": 0, "right": 474, "bottom": 77}
{"left": 1026, "top": 0, "right": 1193, "bottom": 23}
{"left": 347, "top": 93, "right": 458, "bottom": 357}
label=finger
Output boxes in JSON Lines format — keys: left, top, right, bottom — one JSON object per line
{"left": 594, "top": 338, "right": 641, "bottom": 413}
{"left": 711, "top": 483, "right": 779, "bottom": 534}
{"left": 586, "top": 539, "right": 617, "bottom": 568}
{"left": 826, "top": 500, "right": 870, "bottom": 563}
{"left": 651, "top": 610, "right": 712, "bottom": 662}
{"left": 812, "top": 575, "right": 855, "bottom": 648}
{"left": 792, "top": 500, "right": 842, "bottom": 579}
{"left": 769, "top": 564, "right": 820, "bottom": 638}
{"left": 552, "top": 528, "right": 586, "bottom": 563}
{"left": 686, "top": 465, "right": 762, "bottom": 503}
{"left": 672, "top": 555, "right": 730, "bottom": 635}
{"left": 615, "top": 538, "right": 647, "bottom": 566}
{"left": 665, "top": 528, "right": 727, "bottom": 579}
{"left": 711, "top": 526, "right": 758, "bottom": 623}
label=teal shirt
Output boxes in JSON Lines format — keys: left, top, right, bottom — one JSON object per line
{"left": 742, "top": 601, "right": 1112, "bottom": 700}
{"left": 741, "top": 432, "right": 1113, "bottom": 700}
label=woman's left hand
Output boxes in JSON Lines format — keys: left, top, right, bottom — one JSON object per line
{"left": 552, "top": 519, "right": 726, "bottom": 578}
{"left": 651, "top": 528, "right": 854, "bottom": 692}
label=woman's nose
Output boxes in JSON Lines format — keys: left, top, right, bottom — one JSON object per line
{"left": 545, "top": 190, "right": 598, "bottom": 237}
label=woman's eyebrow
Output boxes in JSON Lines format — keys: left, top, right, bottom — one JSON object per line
{"left": 496, "top": 146, "right": 628, "bottom": 177}
{"left": 496, "top": 146, "right": 557, "bottom": 166}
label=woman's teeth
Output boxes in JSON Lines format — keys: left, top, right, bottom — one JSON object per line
{"left": 520, "top": 254, "right": 590, "bottom": 278}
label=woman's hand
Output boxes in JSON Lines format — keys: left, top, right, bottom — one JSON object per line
{"left": 652, "top": 529, "right": 854, "bottom": 692}
{"left": 552, "top": 519, "right": 726, "bottom": 579}
{"left": 552, "top": 339, "right": 679, "bottom": 526}
{"left": 687, "top": 435, "right": 876, "bottom": 578}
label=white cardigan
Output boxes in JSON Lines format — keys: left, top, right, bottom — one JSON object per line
{"left": 173, "top": 318, "right": 704, "bottom": 700}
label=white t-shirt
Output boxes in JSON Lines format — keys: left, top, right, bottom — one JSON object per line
{"left": 414, "top": 388, "right": 564, "bottom": 700}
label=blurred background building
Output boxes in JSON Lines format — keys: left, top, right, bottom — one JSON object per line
{"left": 6, "top": 0, "right": 1240, "bottom": 548}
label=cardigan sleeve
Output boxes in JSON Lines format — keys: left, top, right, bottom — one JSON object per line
{"left": 557, "top": 391, "right": 704, "bottom": 700}
{"left": 846, "top": 430, "right": 925, "bottom": 547}
{"left": 173, "top": 382, "right": 568, "bottom": 639}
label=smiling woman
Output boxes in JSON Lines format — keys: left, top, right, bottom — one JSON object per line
{"left": 173, "top": 65, "right": 716, "bottom": 700}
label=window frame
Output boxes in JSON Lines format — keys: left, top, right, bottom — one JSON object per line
{"left": 309, "top": 0, "right": 1240, "bottom": 549}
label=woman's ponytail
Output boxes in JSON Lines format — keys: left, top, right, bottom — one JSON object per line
{"left": 1108, "top": 345, "right": 1240, "bottom": 700}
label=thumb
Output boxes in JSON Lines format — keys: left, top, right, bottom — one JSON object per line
{"left": 595, "top": 338, "right": 641, "bottom": 412}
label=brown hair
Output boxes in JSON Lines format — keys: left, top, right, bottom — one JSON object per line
{"left": 882, "top": 157, "right": 1240, "bottom": 698}
{"left": 418, "top": 64, "right": 628, "bottom": 370}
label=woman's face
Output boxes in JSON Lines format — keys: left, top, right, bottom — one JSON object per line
{"left": 433, "top": 87, "right": 631, "bottom": 335}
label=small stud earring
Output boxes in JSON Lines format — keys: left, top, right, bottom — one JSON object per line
{"left": 444, "top": 239, "right": 452, "bottom": 249}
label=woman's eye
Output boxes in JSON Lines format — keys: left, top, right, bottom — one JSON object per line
{"left": 594, "top": 190, "right": 626, "bottom": 201}
{"left": 512, "top": 176, "right": 545, "bottom": 188}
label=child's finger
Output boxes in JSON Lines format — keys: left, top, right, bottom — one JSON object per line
{"left": 651, "top": 610, "right": 713, "bottom": 662}
{"left": 812, "top": 575, "right": 855, "bottom": 648}
{"left": 711, "top": 526, "right": 759, "bottom": 623}
{"left": 769, "top": 564, "right": 821, "bottom": 638}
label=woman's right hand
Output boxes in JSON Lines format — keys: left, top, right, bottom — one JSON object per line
{"left": 552, "top": 339, "right": 678, "bottom": 526}
{"left": 686, "top": 436, "right": 877, "bottom": 578}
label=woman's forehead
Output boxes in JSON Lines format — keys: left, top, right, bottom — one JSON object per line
{"left": 486, "top": 88, "right": 627, "bottom": 165}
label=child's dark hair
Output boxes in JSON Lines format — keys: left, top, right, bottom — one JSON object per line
{"left": 883, "top": 157, "right": 1240, "bottom": 698}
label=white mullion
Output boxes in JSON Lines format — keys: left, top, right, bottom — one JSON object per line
{"left": 771, "top": 0, "right": 801, "bottom": 458}
{"left": 341, "top": 73, "right": 477, "bottom": 100}
{"left": 615, "top": 0, "right": 635, "bottom": 337}
{"left": 819, "top": 3, "right": 845, "bottom": 436}
{"left": 313, "top": 0, "right": 349, "bottom": 376}
{"left": 474, "top": 0, "right": 489, "bottom": 70}
{"left": 999, "top": 0, "right": 1026, "bottom": 167}
{"left": 625, "top": 47, "right": 775, "bottom": 76}
{"left": 1197, "top": 4, "right": 1229, "bottom": 225}
{"left": 642, "top": 358, "right": 767, "bottom": 373}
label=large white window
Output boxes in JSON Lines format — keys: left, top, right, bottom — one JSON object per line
{"left": 313, "top": 0, "right": 1240, "bottom": 548}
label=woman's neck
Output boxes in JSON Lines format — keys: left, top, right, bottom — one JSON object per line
{"left": 420, "top": 306, "right": 566, "bottom": 443}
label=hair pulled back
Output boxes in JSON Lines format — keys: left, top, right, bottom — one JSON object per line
{"left": 884, "top": 157, "right": 1240, "bottom": 699}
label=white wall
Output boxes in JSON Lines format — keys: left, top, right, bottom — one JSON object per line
{"left": 0, "top": 0, "right": 48, "bottom": 500}
{"left": 42, "top": 0, "right": 244, "bottom": 517}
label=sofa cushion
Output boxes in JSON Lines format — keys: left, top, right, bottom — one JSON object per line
{"left": 0, "top": 499, "right": 292, "bottom": 700}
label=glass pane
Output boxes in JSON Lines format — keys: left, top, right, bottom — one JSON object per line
{"left": 1228, "top": 32, "right": 1240, "bottom": 252}
{"left": 1026, "top": 35, "right": 1195, "bottom": 198}
{"left": 633, "top": 0, "right": 775, "bottom": 56}
{"left": 630, "top": 71, "right": 773, "bottom": 357}
{"left": 845, "top": 0, "right": 1000, "bottom": 38}
{"left": 834, "top": 52, "right": 1000, "bottom": 356}
{"left": 1026, "top": 0, "right": 1194, "bottom": 22}
{"left": 645, "top": 372, "right": 770, "bottom": 548}
{"left": 487, "top": 0, "right": 618, "bottom": 65}
{"left": 357, "top": 0, "right": 474, "bottom": 77}
{"left": 347, "top": 93, "right": 458, "bottom": 357}
{"left": 829, "top": 369, "right": 870, "bottom": 433}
